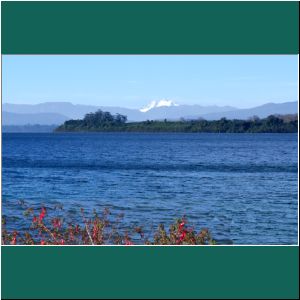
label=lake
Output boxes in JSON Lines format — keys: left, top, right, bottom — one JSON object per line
{"left": 1, "top": 132, "right": 298, "bottom": 244}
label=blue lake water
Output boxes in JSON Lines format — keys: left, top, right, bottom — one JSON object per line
{"left": 1, "top": 132, "right": 298, "bottom": 245}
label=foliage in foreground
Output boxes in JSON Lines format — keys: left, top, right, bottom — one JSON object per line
{"left": 2, "top": 205, "right": 215, "bottom": 245}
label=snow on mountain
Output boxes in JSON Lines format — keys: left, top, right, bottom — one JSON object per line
{"left": 140, "top": 99, "right": 179, "bottom": 112}
{"left": 140, "top": 101, "right": 157, "bottom": 112}
{"left": 3, "top": 101, "right": 297, "bottom": 125}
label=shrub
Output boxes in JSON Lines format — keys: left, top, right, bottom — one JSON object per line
{"left": 2, "top": 204, "right": 215, "bottom": 246}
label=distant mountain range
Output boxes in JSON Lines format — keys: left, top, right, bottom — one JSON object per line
{"left": 2, "top": 100, "right": 298, "bottom": 126}
{"left": 3, "top": 111, "right": 68, "bottom": 126}
{"left": 194, "top": 101, "right": 298, "bottom": 120}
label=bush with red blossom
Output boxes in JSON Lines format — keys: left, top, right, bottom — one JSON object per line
{"left": 2, "top": 204, "right": 215, "bottom": 246}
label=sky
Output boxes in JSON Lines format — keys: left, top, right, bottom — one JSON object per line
{"left": 2, "top": 55, "right": 298, "bottom": 109}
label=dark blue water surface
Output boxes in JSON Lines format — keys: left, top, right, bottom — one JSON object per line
{"left": 2, "top": 133, "right": 298, "bottom": 244}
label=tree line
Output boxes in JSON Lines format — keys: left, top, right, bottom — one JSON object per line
{"left": 55, "top": 109, "right": 298, "bottom": 133}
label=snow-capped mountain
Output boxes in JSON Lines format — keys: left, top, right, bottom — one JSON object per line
{"left": 140, "top": 99, "right": 179, "bottom": 112}
{"left": 2, "top": 101, "right": 297, "bottom": 126}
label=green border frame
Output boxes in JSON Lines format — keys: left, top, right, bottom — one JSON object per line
{"left": 2, "top": 246, "right": 299, "bottom": 299}
{"left": 1, "top": 1, "right": 299, "bottom": 54}
{"left": 1, "top": 1, "right": 299, "bottom": 299}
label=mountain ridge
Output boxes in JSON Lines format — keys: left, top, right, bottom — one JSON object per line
{"left": 2, "top": 101, "right": 298, "bottom": 125}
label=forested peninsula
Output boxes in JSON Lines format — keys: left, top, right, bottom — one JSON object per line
{"left": 55, "top": 109, "right": 298, "bottom": 133}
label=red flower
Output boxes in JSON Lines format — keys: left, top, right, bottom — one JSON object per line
{"left": 39, "top": 207, "right": 46, "bottom": 221}
{"left": 52, "top": 218, "right": 61, "bottom": 229}
{"left": 10, "top": 231, "right": 17, "bottom": 245}
{"left": 125, "top": 237, "right": 134, "bottom": 245}
{"left": 178, "top": 219, "right": 186, "bottom": 235}
{"left": 179, "top": 221, "right": 185, "bottom": 231}
{"left": 178, "top": 230, "right": 187, "bottom": 244}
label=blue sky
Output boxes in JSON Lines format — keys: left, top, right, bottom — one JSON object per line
{"left": 2, "top": 55, "right": 298, "bottom": 109}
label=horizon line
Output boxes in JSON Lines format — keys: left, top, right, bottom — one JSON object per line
{"left": 2, "top": 99, "right": 298, "bottom": 111}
